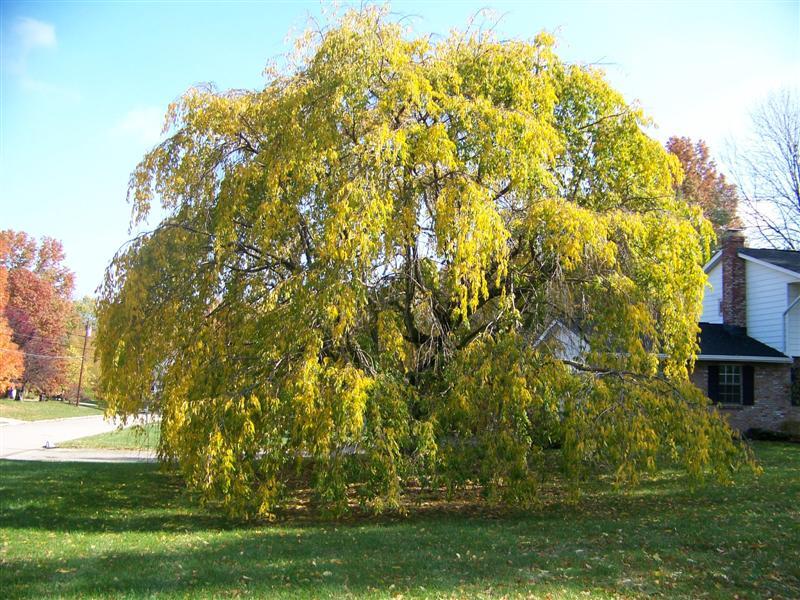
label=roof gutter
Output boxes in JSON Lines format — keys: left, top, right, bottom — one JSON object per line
{"left": 697, "top": 354, "right": 793, "bottom": 364}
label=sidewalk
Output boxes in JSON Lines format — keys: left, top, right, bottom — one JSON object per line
{"left": 3, "top": 447, "right": 157, "bottom": 462}
{"left": 0, "top": 414, "right": 157, "bottom": 462}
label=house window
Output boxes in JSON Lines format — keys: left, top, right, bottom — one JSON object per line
{"left": 718, "top": 365, "right": 743, "bottom": 404}
{"left": 708, "top": 364, "right": 754, "bottom": 406}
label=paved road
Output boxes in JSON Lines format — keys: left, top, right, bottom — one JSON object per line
{"left": 0, "top": 415, "right": 156, "bottom": 462}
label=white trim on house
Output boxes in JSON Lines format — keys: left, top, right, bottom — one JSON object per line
{"left": 533, "top": 320, "right": 560, "bottom": 348}
{"left": 784, "top": 295, "right": 800, "bottom": 354}
{"left": 737, "top": 252, "right": 800, "bottom": 280}
{"left": 703, "top": 250, "right": 722, "bottom": 273}
{"left": 697, "top": 354, "right": 793, "bottom": 364}
{"left": 533, "top": 320, "right": 587, "bottom": 362}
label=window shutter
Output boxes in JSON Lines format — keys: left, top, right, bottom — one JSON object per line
{"left": 707, "top": 365, "right": 719, "bottom": 403}
{"left": 742, "top": 365, "right": 755, "bottom": 405}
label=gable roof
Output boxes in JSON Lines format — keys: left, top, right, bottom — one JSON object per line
{"left": 738, "top": 248, "right": 800, "bottom": 277}
{"left": 703, "top": 250, "right": 722, "bottom": 273}
{"left": 533, "top": 320, "right": 587, "bottom": 361}
{"left": 697, "top": 322, "right": 792, "bottom": 363}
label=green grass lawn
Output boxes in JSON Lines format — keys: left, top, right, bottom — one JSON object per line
{"left": 1, "top": 443, "right": 798, "bottom": 599}
{"left": 0, "top": 399, "right": 102, "bottom": 421}
{"left": 60, "top": 422, "right": 160, "bottom": 450}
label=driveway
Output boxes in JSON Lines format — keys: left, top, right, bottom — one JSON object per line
{"left": 0, "top": 415, "right": 156, "bottom": 462}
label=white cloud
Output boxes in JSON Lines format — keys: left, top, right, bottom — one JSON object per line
{"left": 2, "top": 16, "right": 75, "bottom": 100}
{"left": 112, "top": 107, "right": 166, "bottom": 147}
{"left": 14, "top": 17, "right": 57, "bottom": 51}
{"left": 19, "top": 76, "right": 81, "bottom": 102}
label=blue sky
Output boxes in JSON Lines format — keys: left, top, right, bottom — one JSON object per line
{"left": 1, "top": 1, "right": 798, "bottom": 298}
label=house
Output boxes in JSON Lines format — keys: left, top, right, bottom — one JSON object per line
{"left": 533, "top": 320, "right": 587, "bottom": 360}
{"left": 693, "top": 229, "right": 800, "bottom": 432}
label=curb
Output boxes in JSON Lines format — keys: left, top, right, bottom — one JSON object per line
{"left": 2, "top": 448, "right": 158, "bottom": 463}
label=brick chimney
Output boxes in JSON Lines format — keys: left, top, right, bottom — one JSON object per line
{"left": 721, "top": 228, "right": 747, "bottom": 329}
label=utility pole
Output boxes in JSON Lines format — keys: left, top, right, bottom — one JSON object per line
{"left": 76, "top": 322, "right": 92, "bottom": 406}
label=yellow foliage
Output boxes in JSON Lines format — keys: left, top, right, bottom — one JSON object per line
{"left": 96, "top": 6, "right": 749, "bottom": 517}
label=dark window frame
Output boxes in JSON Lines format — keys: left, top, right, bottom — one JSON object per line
{"left": 707, "top": 363, "right": 755, "bottom": 406}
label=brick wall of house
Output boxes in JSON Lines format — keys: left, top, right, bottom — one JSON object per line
{"left": 692, "top": 361, "right": 800, "bottom": 431}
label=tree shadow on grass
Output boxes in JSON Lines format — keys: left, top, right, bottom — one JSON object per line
{"left": 2, "top": 526, "right": 615, "bottom": 599}
{"left": 3, "top": 505, "right": 797, "bottom": 599}
{"left": 1, "top": 449, "right": 795, "bottom": 535}
{"left": 0, "top": 461, "right": 236, "bottom": 533}
{"left": 1, "top": 444, "right": 799, "bottom": 598}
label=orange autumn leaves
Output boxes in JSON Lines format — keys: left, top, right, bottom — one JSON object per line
{"left": 0, "top": 234, "right": 22, "bottom": 388}
{"left": 0, "top": 230, "right": 76, "bottom": 395}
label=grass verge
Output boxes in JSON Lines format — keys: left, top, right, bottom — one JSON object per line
{"left": 59, "top": 422, "right": 160, "bottom": 450}
{"left": 0, "top": 399, "right": 102, "bottom": 421}
{"left": 0, "top": 442, "right": 798, "bottom": 599}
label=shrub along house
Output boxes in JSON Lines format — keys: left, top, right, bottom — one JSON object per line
{"left": 693, "top": 229, "right": 800, "bottom": 432}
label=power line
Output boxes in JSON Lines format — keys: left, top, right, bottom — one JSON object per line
{"left": 9, "top": 331, "right": 90, "bottom": 345}
{"left": 0, "top": 347, "right": 83, "bottom": 361}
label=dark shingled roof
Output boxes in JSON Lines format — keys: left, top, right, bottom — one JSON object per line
{"left": 739, "top": 248, "right": 800, "bottom": 275}
{"left": 698, "top": 322, "right": 789, "bottom": 360}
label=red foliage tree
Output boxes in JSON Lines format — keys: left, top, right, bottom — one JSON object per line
{"left": 0, "top": 231, "right": 75, "bottom": 397}
{"left": 666, "top": 137, "right": 741, "bottom": 242}
{"left": 0, "top": 236, "right": 23, "bottom": 389}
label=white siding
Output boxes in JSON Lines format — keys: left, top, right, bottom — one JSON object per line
{"left": 552, "top": 324, "right": 587, "bottom": 361}
{"left": 700, "top": 264, "right": 723, "bottom": 323}
{"left": 787, "top": 304, "right": 800, "bottom": 357}
{"left": 787, "top": 284, "right": 800, "bottom": 357}
{"left": 745, "top": 260, "right": 797, "bottom": 352}
{"left": 535, "top": 322, "right": 586, "bottom": 361}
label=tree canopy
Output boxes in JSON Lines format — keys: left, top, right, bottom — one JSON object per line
{"left": 97, "top": 8, "right": 751, "bottom": 516}
{"left": 666, "top": 136, "right": 740, "bottom": 242}
{"left": 1, "top": 230, "right": 75, "bottom": 396}
{"left": 732, "top": 89, "right": 800, "bottom": 249}
{"left": 64, "top": 296, "right": 99, "bottom": 402}
{"left": 0, "top": 235, "right": 23, "bottom": 388}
